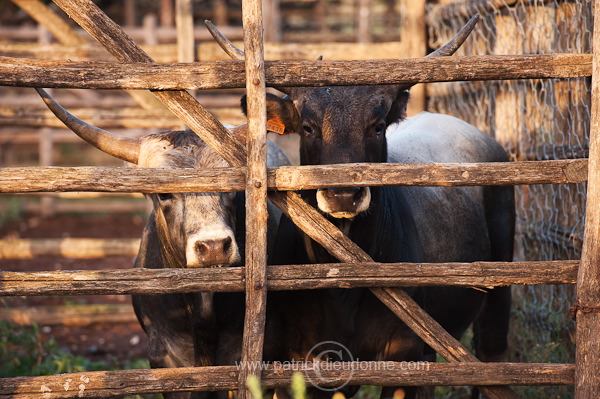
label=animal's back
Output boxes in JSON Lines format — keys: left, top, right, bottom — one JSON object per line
{"left": 387, "top": 111, "right": 509, "bottom": 164}
{"left": 385, "top": 112, "right": 515, "bottom": 369}
{"left": 376, "top": 111, "right": 514, "bottom": 344}
{"left": 385, "top": 112, "right": 511, "bottom": 263}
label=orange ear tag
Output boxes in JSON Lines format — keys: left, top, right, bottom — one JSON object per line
{"left": 267, "top": 118, "right": 286, "bottom": 135}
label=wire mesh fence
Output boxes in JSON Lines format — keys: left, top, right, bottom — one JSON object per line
{"left": 427, "top": 1, "right": 590, "bottom": 396}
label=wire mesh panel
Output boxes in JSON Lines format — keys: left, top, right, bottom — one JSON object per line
{"left": 427, "top": 1, "right": 590, "bottom": 396}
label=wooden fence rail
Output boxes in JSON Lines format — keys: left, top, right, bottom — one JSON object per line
{"left": 0, "top": 260, "right": 579, "bottom": 296}
{"left": 0, "top": 106, "right": 243, "bottom": 129}
{"left": 0, "top": 53, "right": 591, "bottom": 90}
{"left": 0, "top": 160, "right": 589, "bottom": 194}
{"left": 0, "top": 304, "right": 137, "bottom": 326}
{"left": 0, "top": 238, "right": 140, "bottom": 259}
{"left": 0, "top": 362, "right": 575, "bottom": 399}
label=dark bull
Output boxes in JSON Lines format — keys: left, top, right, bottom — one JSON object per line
{"left": 211, "top": 14, "right": 515, "bottom": 399}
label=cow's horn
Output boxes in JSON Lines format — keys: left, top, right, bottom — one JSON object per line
{"left": 426, "top": 14, "right": 479, "bottom": 58}
{"left": 35, "top": 88, "right": 140, "bottom": 164}
{"left": 205, "top": 20, "right": 292, "bottom": 95}
{"left": 393, "top": 14, "right": 479, "bottom": 93}
{"left": 205, "top": 20, "right": 244, "bottom": 61}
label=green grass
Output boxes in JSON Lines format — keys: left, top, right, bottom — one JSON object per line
{"left": 0, "top": 320, "right": 150, "bottom": 377}
{"left": 507, "top": 285, "right": 575, "bottom": 398}
{"left": 0, "top": 320, "right": 159, "bottom": 398}
{"left": 0, "top": 321, "right": 104, "bottom": 377}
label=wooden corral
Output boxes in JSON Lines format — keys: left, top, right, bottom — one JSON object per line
{"left": 1, "top": 0, "right": 599, "bottom": 398}
{"left": 0, "top": 0, "right": 425, "bottom": 216}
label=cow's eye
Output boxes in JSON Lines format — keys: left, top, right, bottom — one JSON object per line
{"left": 303, "top": 125, "right": 313, "bottom": 135}
{"left": 374, "top": 123, "right": 386, "bottom": 136}
{"left": 157, "top": 193, "right": 174, "bottom": 201}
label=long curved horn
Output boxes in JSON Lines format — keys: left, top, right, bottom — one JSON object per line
{"left": 35, "top": 88, "right": 140, "bottom": 164}
{"left": 205, "top": 20, "right": 244, "bottom": 61}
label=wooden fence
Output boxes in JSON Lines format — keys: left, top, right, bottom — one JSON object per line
{"left": 1, "top": 0, "right": 599, "bottom": 398}
{"left": 0, "top": 0, "right": 424, "bottom": 216}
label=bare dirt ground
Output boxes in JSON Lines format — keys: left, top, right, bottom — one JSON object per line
{"left": 0, "top": 213, "right": 149, "bottom": 366}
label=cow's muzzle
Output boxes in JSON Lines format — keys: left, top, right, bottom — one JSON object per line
{"left": 316, "top": 187, "right": 371, "bottom": 219}
{"left": 186, "top": 230, "right": 240, "bottom": 267}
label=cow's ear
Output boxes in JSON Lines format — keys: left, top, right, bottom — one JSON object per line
{"left": 386, "top": 89, "right": 410, "bottom": 126}
{"left": 266, "top": 93, "right": 301, "bottom": 135}
{"left": 240, "top": 94, "right": 301, "bottom": 135}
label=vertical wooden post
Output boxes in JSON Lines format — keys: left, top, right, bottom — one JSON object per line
{"left": 239, "top": 0, "right": 268, "bottom": 396}
{"left": 214, "top": 0, "right": 229, "bottom": 27}
{"left": 161, "top": 0, "right": 174, "bottom": 28}
{"left": 143, "top": 13, "right": 159, "bottom": 46}
{"left": 139, "top": 13, "right": 171, "bottom": 110}
{"left": 400, "top": 0, "right": 425, "bottom": 116}
{"left": 37, "top": 24, "right": 51, "bottom": 44}
{"left": 493, "top": 8, "right": 523, "bottom": 158}
{"left": 575, "top": 1, "right": 600, "bottom": 396}
{"left": 356, "top": 0, "right": 372, "bottom": 43}
{"left": 125, "top": 0, "right": 136, "bottom": 27}
{"left": 315, "top": 0, "right": 329, "bottom": 36}
{"left": 176, "top": 0, "right": 195, "bottom": 62}
{"left": 262, "top": 0, "right": 281, "bottom": 42}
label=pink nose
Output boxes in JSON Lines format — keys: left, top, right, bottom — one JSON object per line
{"left": 193, "top": 237, "right": 234, "bottom": 266}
